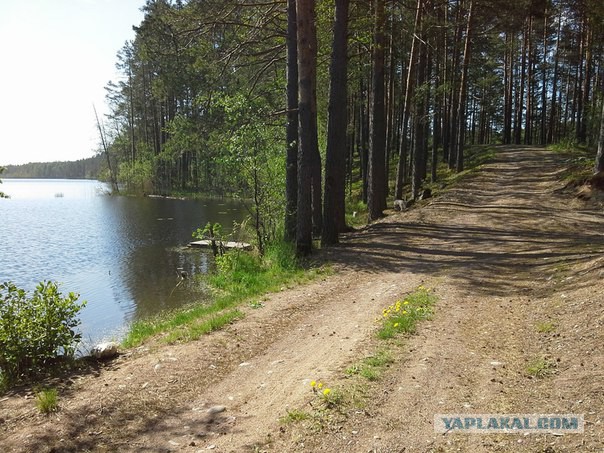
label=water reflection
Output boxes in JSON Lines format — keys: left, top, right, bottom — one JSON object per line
{"left": 0, "top": 179, "right": 248, "bottom": 348}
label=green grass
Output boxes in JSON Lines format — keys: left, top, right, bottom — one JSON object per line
{"left": 536, "top": 321, "right": 556, "bottom": 334}
{"left": 347, "top": 349, "right": 394, "bottom": 382}
{"left": 428, "top": 145, "right": 498, "bottom": 192}
{"left": 547, "top": 141, "right": 593, "bottom": 185}
{"left": 35, "top": 388, "right": 59, "bottom": 414}
{"left": 526, "top": 357, "right": 556, "bottom": 378}
{"left": 279, "top": 408, "right": 311, "bottom": 424}
{"left": 345, "top": 198, "right": 368, "bottom": 228}
{"left": 377, "top": 285, "right": 436, "bottom": 340}
{"left": 122, "top": 240, "right": 326, "bottom": 348}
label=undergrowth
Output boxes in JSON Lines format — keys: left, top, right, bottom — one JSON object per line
{"left": 548, "top": 141, "right": 593, "bottom": 185}
{"left": 122, "top": 240, "right": 326, "bottom": 348}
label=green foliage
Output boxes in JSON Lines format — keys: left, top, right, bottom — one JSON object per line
{"left": 210, "top": 93, "right": 286, "bottom": 254}
{"left": 118, "top": 148, "right": 154, "bottom": 194}
{"left": 345, "top": 198, "right": 367, "bottom": 228}
{"left": 35, "top": 387, "right": 59, "bottom": 414}
{"left": 193, "top": 222, "right": 226, "bottom": 256}
{"left": 193, "top": 222, "right": 224, "bottom": 242}
{"left": 209, "top": 240, "right": 312, "bottom": 299}
{"left": 377, "top": 286, "right": 436, "bottom": 340}
{"left": 0, "top": 282, "right": 86, "bottom": 387}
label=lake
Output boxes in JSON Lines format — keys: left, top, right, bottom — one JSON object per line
{"left": 0, "top": 179, "right": 248, "bottom": 350}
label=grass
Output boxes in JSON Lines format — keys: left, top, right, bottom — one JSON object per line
{"left": 346, "top": 349, "right": 394, "bottom": 382}
{"left": 536, "top": 321, "right": 556, "bottom": 334}
{"left": 526, "top": 357, "right": 556, "bottom": 378}
{"left": 284, "top": 286, "right": 437, "bottom": 434}
{"left": 377, "top": 285, "right": 436, "bottom": 339}
{"left": 427, "top": 145, "right": 498, "bottom": 194}
{"left": 35, "top": 388, "right": 59, "bottom": 414}
{"left": 279, "top": 408, "right": 311, "bottom": 424}
{"left": 547, "top": 141, "right": 594, "bottom": 185}
{"left": 122, "top": 240, "right": 326, "bottom": 348}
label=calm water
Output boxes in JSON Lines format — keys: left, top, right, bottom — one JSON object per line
{"left": 0, "top": 179, "right": 248, "bottom": 350}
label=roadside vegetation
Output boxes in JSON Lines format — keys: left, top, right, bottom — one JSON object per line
{"left": 122, "top": 239, "right": 327, "bottom": 348}
{"left": 0, "top": 282, "right": 86, "bottom": 392}
{"left": 548, "top": 141, "right": 595, "bottom": 186}
{"left": 280, "top": 285, "right": 437, "bottom": 432}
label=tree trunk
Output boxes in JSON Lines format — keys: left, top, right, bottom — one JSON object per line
{"left": 515, "top": 25, "right": 527, "bottom": 144}
{"left": 595, "top": 100, "right": 604, "bottom": 173}
{"left": 578, "top": 16, "right": 592, "bottom": 144}
{"left": 367, "top": 0, "right": 387, "bottom": 221}
{"left": 547, "top": 13, "right": 561, "bottom": 144}
{"left": 296, "top": 0, "right": 318, "bottom": 255}
{"left": 455, "top": 0, "right": 474, "bottom": 172}
{"left": 412, "top": 28, "right": 428, "bottom": 199}
{"left": 540, "top": 11, "right": 548, "bottom": 145}
{"left": 284, "top": 0, "right": 298, "bottom": 242}
{"left": 322, "top": 0, "right": 349, "bottom": 246}
{"left": 524, "top": 15, "right": 534, "bottom": 145}
{"left": 394, "top": 0, "right": 422, "bottom": 200}
{"left": 448, "top": 2, "right": 463, "bottom": 169}
{"left": 503, "top": 32, "right": 514, "bottom": 144}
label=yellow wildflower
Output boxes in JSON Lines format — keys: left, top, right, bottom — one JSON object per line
{"left": 317, "top": 382, "right": 323, "bottom": 389}
{"left": 310, "top": 380, "right": 316, "bottom": 387}
{"left": 323, "top": 388, "right": 331, "bottom": 396}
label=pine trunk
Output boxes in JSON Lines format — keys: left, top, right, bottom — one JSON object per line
{"left": 296, "top": 0, "right": 318, "bottom": 255}
{"left": 322, "top": 0, "right": 350, "bottom": 246}
{"left": 367, "top": 0, "right": 387, "bottom": 221}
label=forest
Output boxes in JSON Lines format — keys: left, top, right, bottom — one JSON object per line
{"left": 2, "top": 156, "right": 103, "bottom": 180}
{"left": 100, "top": 0, "right": 604, "bottom": 253}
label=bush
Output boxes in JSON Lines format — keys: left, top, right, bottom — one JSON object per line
{"left": 0, "top": 281, "right": 86, "bottom": 387}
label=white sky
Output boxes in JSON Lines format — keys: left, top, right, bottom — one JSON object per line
{"left": 0, "top": 0, "right": 145, "bottom": 166}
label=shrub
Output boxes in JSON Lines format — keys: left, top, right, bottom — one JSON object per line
{"left": 0, "top": 281, "right": 86, "bottom": 386}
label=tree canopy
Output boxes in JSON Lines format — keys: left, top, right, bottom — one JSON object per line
{"left": 99, "top": 0, "right": 603, "bottom": 249}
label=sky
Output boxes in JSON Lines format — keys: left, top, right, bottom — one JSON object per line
{"left": 0, "top": 0, "right": 146, "bottom": 166}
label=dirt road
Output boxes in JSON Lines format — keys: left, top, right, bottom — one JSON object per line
{"left": 1, "top": 146, "right": 603, "bottom": 452}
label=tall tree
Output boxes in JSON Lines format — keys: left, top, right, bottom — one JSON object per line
{"left": 284, "top": 0, "right": 299, "bottom": 243}
{"left": 596, "top": 100, "right": 604, "bottom": 173}
{"left": 455, "top": 0, "right": 474, "bottom": 172}
{"left": 322, "top": 0, "right": 350, "bottom": 246}
{"left": 412, "top": 0, "right": 429, "bottom": 199}
{"left": 296, "top": 0, "right": 319, "bottom": 255}
{"left": 367, "top": 0, "right": 387, "bottom": 221}
{"left": 395, "top": 0, "right": 422, "bottom": 201}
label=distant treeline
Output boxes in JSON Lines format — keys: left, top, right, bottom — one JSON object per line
{"left": 2, "top": 155, "right": 104, "bottom": 180}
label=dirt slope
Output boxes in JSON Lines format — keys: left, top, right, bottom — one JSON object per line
{"left": 1, "top": 146, "right": 603, "bottom": 452}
